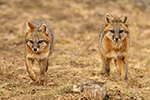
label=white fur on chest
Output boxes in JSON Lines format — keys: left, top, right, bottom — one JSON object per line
{"left": 106, "top": 51, "right": 125, "bottom": 59}
{"left": 112, "top": 41, "right": 123, "bottom": 49}
{"left": 27, "top": 52, "right": 49, "bottom": 60}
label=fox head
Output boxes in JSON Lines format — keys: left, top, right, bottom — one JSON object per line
{"left": 104, "top": 13, "right": 129, "bottom": 43}
{"left": 25, "top": 22, "right": 50, "bottom": 53}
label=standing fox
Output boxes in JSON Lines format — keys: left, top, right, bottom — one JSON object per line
{"left": 25, "top": 19, "right": 54, "bottom": 84}
{"left": 98, "top": 13, "right": 129, "bottom": 87}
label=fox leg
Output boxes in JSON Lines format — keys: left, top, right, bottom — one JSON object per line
{"left": 101, "top": 55, "right": 111, "bottom": 76}
{"left": 45, "top": 58, "right": 49, "bottom": 72}
{"left": 118, "top": 56, "right": 128, "bottom": 87}
{"left": 38, "top": 58, "right": 49, "bottom": 84}
{"left": 25, "top": 58, "right": 37, "bottom": 81}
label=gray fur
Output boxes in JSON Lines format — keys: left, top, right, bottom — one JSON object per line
{"left": 32, "top": 19, "right": 54, "bottom": 54}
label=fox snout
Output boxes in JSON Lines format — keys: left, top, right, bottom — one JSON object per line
{"left": 32, "top": 47, "right": 39, "bottom": 52}
{"left": 114, "top": 36, "right": 120, "bottom": 42}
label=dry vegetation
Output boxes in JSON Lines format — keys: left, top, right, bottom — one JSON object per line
{"left": 0, "top": 0, "right": 150, "bottom": 99}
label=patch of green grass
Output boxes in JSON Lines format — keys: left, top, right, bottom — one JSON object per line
{"left": 122, "top": 89, "right": 133, "bottom": 97}
{"left": 60, "top": 85, "right": 71, "bottom": 94}
{"left": 0, "top": 70, "right": 3, "bottom": 75}
{"left": 7, "top": 83, "right": 12, "bottom": 87}
{"left": 6, "top": 82, "right": 21, "bottom": 87}
{"left": 93, "top": 60, "right": 100, "bottom": 67}
{"left": 146, "top": 60, "right": 150, "bottom": 66}
{"left": 0, "top": 91, "right": 4, "bottom": 96}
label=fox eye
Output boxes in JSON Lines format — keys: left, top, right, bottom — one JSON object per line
{"left": 119, "top": 30, "right": 124, "bottom": 33}
{"left": 110, "top": 30, "right": 114, "bottom": 33}
{"left": 29, "top": 40, "right": 34, "bottom": 44}
{"left": 38, "top": 40, "right": 43, "bottom": 44}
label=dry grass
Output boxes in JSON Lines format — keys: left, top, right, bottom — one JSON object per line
{"left": 0, "top": 0, "right": 150, "bottom": 99}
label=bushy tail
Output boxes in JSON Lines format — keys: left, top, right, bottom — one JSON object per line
{"left": 49, "top": 27, "right": 55, "bottom": 55}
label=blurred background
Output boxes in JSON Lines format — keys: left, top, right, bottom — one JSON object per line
{"left": 0, "top": 0, "right": 150, "bottom": 99}
{"left": 0, "top": 0, "right": 150, "bottom": 37}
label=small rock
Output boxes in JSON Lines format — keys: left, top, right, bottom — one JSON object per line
{"left": 72, "top": 85, "right": 83, "bottom": 93}
{"left": 31, "top": 89, "right": 36, "bottom": 94}
{"left": 72, "top": 81, "right": 107, "bottom": 99}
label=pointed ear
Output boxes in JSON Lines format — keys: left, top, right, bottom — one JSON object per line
{"left": 105, "top": 13, "right": 115, "bottom": 25}
{"left": 38, "top": 24, "right": 48, "bottom": 34}
{"left": 26, "top": 22, "right": 35, "bottom": 31}
{"left": 118, "top": 14, "right": 128, "bottom": 24}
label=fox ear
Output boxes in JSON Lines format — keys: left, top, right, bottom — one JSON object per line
{"left": 26, "top": 22, "right": 35, "bottom": 31}
{"left": 118, "top": 14, "right": 128, "bottom": 24}
{"left": 39, "top": 24, "right": 48, "bottom": 34}
{"left": 105, "top": 13, "right": 115, "bottom": 25}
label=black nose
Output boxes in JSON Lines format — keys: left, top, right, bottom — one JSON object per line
{"left": 33, "top": 48, "right": 37, "bottom": 52}
{"left": 115, "top": 37, "right": 119, "bottom": 42}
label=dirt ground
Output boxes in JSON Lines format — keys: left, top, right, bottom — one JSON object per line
{"left": 0, "top": 0, "right": 150, "bottom": 99}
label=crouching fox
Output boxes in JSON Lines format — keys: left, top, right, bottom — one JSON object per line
{"left": 98, "top": 13, "right": 129, "bottom": 87}
{"left": 25, "top": 19, "right": 54, "bottom": 84}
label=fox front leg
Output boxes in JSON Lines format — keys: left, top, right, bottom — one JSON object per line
{"left": 118, "top": 56, "right": 128, "bottom": 87}
{"left": 101, "top": 55, "right": 111, "bottom": 76}
{"left": 25, "top": 58, "right": 37, "bottom": 82}
{"left": 38, "top": 58, "right": 49, "bottom": 85}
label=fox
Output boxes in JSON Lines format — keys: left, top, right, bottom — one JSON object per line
{"left": 25, "top": 19, "right": 54, "bottom": 84}
{"left": 98, "top": 13, "right": 129, "bottom": 87}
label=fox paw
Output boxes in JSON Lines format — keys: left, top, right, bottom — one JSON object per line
{"left": 38, "top": 80, "right": 46, "bottom": 85}
{"left": 36, "top": 79, "right": 46, "bottom": 85}
{"left": 100, "top": 72, "right": 110, "bottom": 77}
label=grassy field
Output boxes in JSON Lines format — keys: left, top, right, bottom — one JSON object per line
{"left": 0, "top": 0, "right": 150, "bottom": 99}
